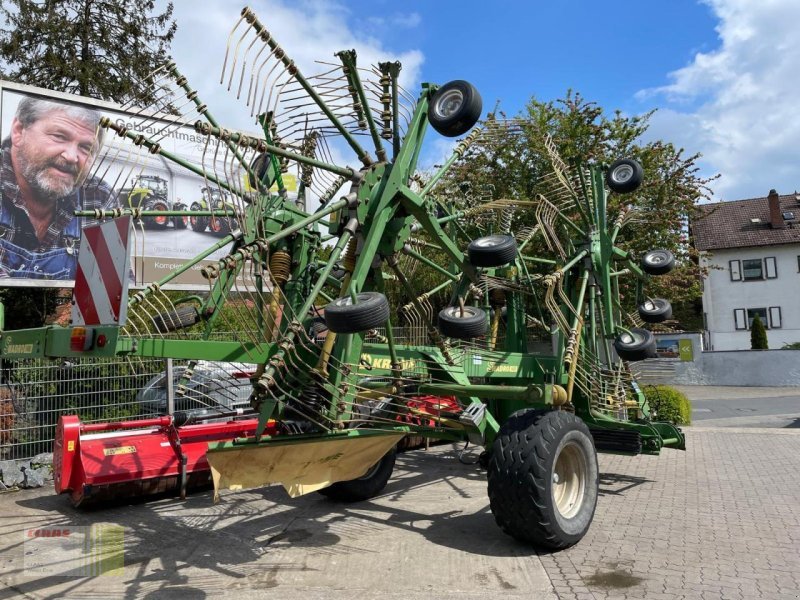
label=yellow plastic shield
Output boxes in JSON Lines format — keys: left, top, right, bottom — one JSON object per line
{"left": 206, "top": 434, "right": 404, "bottom": 500}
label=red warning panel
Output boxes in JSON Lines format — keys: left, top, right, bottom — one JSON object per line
{"left": 71, "top": 217, "right": 133, "bottom": 326}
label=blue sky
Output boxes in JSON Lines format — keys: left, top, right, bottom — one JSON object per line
{"left": 169, "top": 1, "right": 800, "bottom": 202}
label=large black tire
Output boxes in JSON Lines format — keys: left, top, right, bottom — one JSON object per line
{"left": 248, "top": 152, "right": 275, "bottom": 189}
{"left": 467, "top": 235, "right": 517, "bottom": 267}
{"left": 324, "top": 292, "right": 390, "bottom": 334}
{"left": 438, "top": 306, "right": 487, "bottom": 339}
{"left": 208, "top": 216, "right": 230, "bottom": 236}
{"left": 174, "top": 203, "right": 188, "bottom": 229}
{"left": 190, "top": 202, "right": 209, "bottom": 233}
{"left": 638, "top": 298, "right": 672, "bottom": 323}
{"left": 145, "top": 200, "right": 169, "bottom": 230}
{"left": 613, "top": 327, "right": 656, "bottom": 361}
{"left": 640, "top": 249, "right": 675, "bottom": 276}
{"left": 318, "top": 448, "right": 396, "bottom": 502}
{"left": 428, "top": 80, "right": 482, "bottom": 138}
{"left": 605, "top": 158, "right": 643, "bottom": 194}
{"left": 488, "top": 410, "right": 599, "bottom": 550}
{"left": 151, "top": 305, "right": 200, "bottom": 333}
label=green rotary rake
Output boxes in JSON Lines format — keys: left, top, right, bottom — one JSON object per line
{"left": 0, "top": 6, "right": 684, "bottom": 550}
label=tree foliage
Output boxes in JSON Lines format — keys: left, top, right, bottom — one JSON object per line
{"left": 750, "top": 314, "right": 768, "bottom": 350}
{"left": 0, "top": 0, "right": 176, "bottom": 104}
{"left": 425, "top": 91, "right": 716, "bottom": 329}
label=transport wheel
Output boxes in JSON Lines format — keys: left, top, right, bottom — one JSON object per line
{"left": 438, "top": 305, "right": 487, "bottom": 339}
{"left": 190, "top": 202, "right": 209, "bottom": 233}
{"left": 324, "top": 292, "right": 390, "bottom": 334}
{"left": 613, "top": 327, "right": 656, "bottom": 361}
{"left": 145, "top": 200, "right": 169, "bottom": 230}
{"left": 428, "top": 80, "right": 482, "bottom": 138}
{"left": 637, "top": 298, "right": 672, "bottom": 323}
{"left": 318, "top": 448, "right": 396, "bottom": 502}
{"left": 640, "top": 249, "right": 675, "bottom": 275}
{"left": 488, "top": 409, "right": 599, "bottom": 550}
{"left": 467, "top": 235, "right": 517, "bottom": 267}
{"left": 605, "top": 158, "right": 643, "bottom": 193}
{"left": 151, "top": 305, "right": 201, "bottom": 333}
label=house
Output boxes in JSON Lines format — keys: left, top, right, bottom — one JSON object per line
{"left": 691, "top": 189, "right": 800, "bottom": 351}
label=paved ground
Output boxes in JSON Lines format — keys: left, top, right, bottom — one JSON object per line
{"left": 1, "top": 421, "right": 800, "bottom": 599}
{"left": 678, "top": 385, "right": 800, "bottom": 428}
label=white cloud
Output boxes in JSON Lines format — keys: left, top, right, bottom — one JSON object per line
{"left": 639, "top": 0, "right": 800, "bottom": 200}
{"left": 167, "top": 0, "right": 424, "bottom": 169}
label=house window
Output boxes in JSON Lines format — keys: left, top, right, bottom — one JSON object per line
{"left": 746, "top": 308, "right": 768, "bottom": 329}
{"left": 742, "top": 259, "right": 763, "bottom": 280}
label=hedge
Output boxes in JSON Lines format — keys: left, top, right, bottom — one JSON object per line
{"left": 646, "top": 385, "right": 691, "bottom": 425}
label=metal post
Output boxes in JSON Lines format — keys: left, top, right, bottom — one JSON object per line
{"left": 165, "top": 358, "right": 175, "bottom": 415}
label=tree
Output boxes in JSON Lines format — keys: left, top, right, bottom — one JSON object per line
{"left": 750, "top": 315, "right": 768, "bottom": 350}
{"left": 429, "top": 91, "right": 717, "bottom": 328}
{"left": 0, "top": 0, "right": 176, "bottom": 104}
{"left": 0, "top": 1, "right": 177, "bottom": 330}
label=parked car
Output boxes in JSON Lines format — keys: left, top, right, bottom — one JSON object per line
{"left": 136, "top": 361, "right": 255, "bottom": 416}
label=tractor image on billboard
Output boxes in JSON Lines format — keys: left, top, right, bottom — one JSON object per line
{"left": 118, "top": 174, "right": 187, "bottom": 230}
{"left": 0, "top": 6, "right": 685, "bottom": 551}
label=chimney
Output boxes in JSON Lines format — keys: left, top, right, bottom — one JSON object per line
{"left": 768, "top": 189, "right": 785, "bottom": 229}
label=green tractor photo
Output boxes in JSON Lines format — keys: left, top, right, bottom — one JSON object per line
{"left": 117, "top": 174, "right": 188, "bottom": 230}
{"left": 189, "top": 186, "right": 239, "bottom": 236}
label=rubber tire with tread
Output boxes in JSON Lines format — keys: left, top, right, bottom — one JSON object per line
{"left": 190, "top": 202, "right": 209, "bottom": 233}
{"left": 318, "top": 447, "right": 396, "bottom": 502}
{"left": 438, "top": 306, "right": 487, "bottom": 339}
{"left": 605, "top": 158, "right": 644, "bottom": 194}
{"left": 640, "top": 249, "right": 675, "bottom": 276}
{"left": 487, "top": 409, "right": 599, "bottom": 550}
{"left": 145, "top": 200, "right": 169, "bottom": 230}
{"left": 324, "top": 292, "right": 390, "bottom": 334}
{"left": 151, "top": 305, "right": 200, "bottom": 333}
{"left": 428, "top": 80, "right": 482, "bottom": 138}
{"left": 613, "top": 327, "right": 656, "bottom": 361}
{"left": 174, "top": 203, "right": 188, "bottom": 229}
{"left": 637, "top": 298, "right": 672, "bottom": 323}
{"left": 468, "top": 235, "right": 517, "bottom": 267}
{"left": 209, "top": 216, "right": 230, "bottom": 236}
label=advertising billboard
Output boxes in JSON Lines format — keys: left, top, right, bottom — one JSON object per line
{"left": 0, "top": 80, "right": 289, "bottom": 289}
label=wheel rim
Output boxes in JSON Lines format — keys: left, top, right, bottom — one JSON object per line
{"left": 434, "top": 89, "right": 464, "bottom": 119}
{"left": 474, "top": 235, "right": 506, "bottom": 248}
{"left": 611, "top": 164, "right": 634, "bottom": 183}
{"left": 155, "top": 215, "right": 167, "bottom": 226}
{"left": 442, "top": 306, "right": 479, "bottom": 320}
{"left": 552, "top": 441, "right": 588, "bottom": 519}
{"left": 647, "top": 251, "right": 667, "bottom": 264}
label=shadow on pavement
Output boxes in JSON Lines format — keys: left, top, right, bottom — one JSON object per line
{"left": 7, "top": 448, "right": 536, "bottom": 598}
{"left": 784, "top": 418, "right": 800, "bottom": 429}
{"left": 599, "top": 472, "right": 652, "bottom": 496}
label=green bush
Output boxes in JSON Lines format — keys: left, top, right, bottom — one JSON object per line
{"left": 647, "top": 385, "right": 691, "bottom": 425}
{"left": 750, "top": 314, "right": 768, "bottom": 349}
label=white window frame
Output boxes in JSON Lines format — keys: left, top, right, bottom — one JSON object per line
{"left": 769, "top": 306, "right": 782, "bottom": 329}
{"left": 729, "top": 260, "right": 741, "bottom": 281}
{"left": 765, "top": 256, "right": 777, "bottom": 279}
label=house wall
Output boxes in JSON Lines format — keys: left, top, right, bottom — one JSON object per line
{"left": 702, "top": 244, "right": 800, "bottom": 350}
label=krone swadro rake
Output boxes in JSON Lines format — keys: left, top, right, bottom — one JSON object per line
{"left": 0, "top": 7, "right": 684, "bottom": 550}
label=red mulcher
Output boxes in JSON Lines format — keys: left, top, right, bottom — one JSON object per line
{"left": 53, "top": 414, "right": 277, "bottom": 507}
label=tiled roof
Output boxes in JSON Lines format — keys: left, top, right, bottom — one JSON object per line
{"left": 691, "top": 192, "right": 800, "bottom": 251}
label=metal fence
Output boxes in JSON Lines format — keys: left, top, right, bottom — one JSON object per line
{"left": 0, "top": 357, "right": 167, "bottom": 460}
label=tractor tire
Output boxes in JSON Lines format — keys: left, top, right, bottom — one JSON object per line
{"left": 318, "top": 447, "right": 396, "bottom": 502}
{"left": 487, "top": 409, "right": 599, "bottom": 550}
{"left": 248, "top": 152, "right": 275, "bottom": 190}
{"left": 438, "top": 305, "right": 487, "bottom": 339}
{"left": 324, "top": 292, "right": 390, "bottom": 334}
{"left": 428, "top": 80, "right": 482, "bottom": 138}
{"left": 145, "top": 200, "right": 169, "bottom": 230}
{"left": 640, "top": 249, "right": 675, "bottom": 275}
{"left": 174, "top": 203, "right": 188, "bottom": 229}
{"left": 151, "top": 305, "right": 200, "bottom": 333}
{"left": 467, "top": 235, "right": 517, "bottom": 267}
{"left": 190, "top": 202, "right": 209, "bottom": 233}
{"left": 605, "top": 158, "right": 643, "bottom": 194}
{"left": 613, "top": 327, "right": 656, "bottom": 361}
{"left": 637, "top": 298, "right": 672, "bottom": 323}
{"left": 208, "top": 216, "right": 230, "bottom": 236}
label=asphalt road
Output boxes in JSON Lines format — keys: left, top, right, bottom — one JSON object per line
{"left": 677, "top": 386, "right": 800, "bottom": 428}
